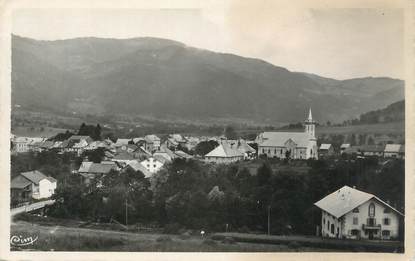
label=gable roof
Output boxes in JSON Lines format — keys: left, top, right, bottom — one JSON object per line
{"left": 11, "top": 175, "right": 33, "bottom": 189}
{"left": 126, "top": 160, "right": 152, "bottom": 178}
{"left": 145, "top": 134, "right": 160, "bottom": 143}
{"left": 205, "top": 143, "right": 244, "bottom": 158}
{"left": 78, "top": 161, "right": 116, "bottom": 174}
{"left": 258, "top": 132, "right": 312, "bottom": 148}
{"left": 384, "top": 144, "right": 402, "bottom": 153}
{"left": 113, "top": 151, "right": 135, "bottom": 161}
{"left": 319, "top": 144, "right": 332, "bottom": 150}
{"left": 314, "top": 185, "right": 403, "bottom": 218}
{"left": 340, "top": 144, "right": 350, "bottom": 149}
{"left": 20, "top": 170, "right": 48, "bottom": 184}
{"left": 224, "top": 139, "right": 256, "bottom": 154}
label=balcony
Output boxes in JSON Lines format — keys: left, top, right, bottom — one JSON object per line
{"left": 362, "top": 224, "right": 381, "bottom": 230}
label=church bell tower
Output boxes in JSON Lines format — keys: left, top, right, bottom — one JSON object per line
{"left": 304, "top": 108, "right": 316, "bottom": 138}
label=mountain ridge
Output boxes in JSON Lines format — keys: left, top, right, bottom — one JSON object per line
{"left": 11, "top": 35, "right": 404, "bottom": 124}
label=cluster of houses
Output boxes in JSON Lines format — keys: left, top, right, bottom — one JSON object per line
{"left": 319, "top": 143, "right": 405, "bottom": 159}
{"left": 10, "top": 109, "right": 405, "bottom": 242}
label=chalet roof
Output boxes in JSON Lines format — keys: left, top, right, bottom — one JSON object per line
{"left": 314, "top": 185, "right": 403, "bottom": 218}
{"left": 145, "top": 135, "right": 160, "bottom": 143}
{"left": 153, "top": 154, "right": 170, "bottom": 164}
{"left": 11, "top": 175, "right": 33, "bottom": 189}
{"left": 258, "top": 132, "right": 312, "bottom": 148}
{"left": 20, "top": 170, "right": 48, "bottom": 184}
{"left": 113, "top": 151, "right": 135, "bottom": 161}
{"left": 78, "top": 161, "right": 116, "bottom": 174}
{"left": 205, "top": 143, "right": 244, "bottom": 158}
{"left": 384, "top": 144, "right": 402, "bottom": 153}
{"left": 224, "top": 139, "right": 256, "bottom": 154}
{"left": 115, "top": 138, "right": 131, "bottom": 146}
{"left": 319, "top": 144, "right": 332, "bottom": 150}
{"left": 174, "top": 150, "right": 192, "bottom": 159}
{"left": 126, "top": 160, "right": 152, "bottom": 178}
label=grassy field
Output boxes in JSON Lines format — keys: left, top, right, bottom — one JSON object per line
{"left": 11, "top": 221, "right": 337, "bottom": 252}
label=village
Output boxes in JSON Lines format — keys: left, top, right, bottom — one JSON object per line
{"left": 9, "top": 109, "right": 405, "bottom": 251}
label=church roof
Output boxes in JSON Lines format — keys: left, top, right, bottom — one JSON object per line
{"left": 314, "top": 186, "right": 403, "bottom": 218}
{"left": 205, "top": 143, "right": 244, "bottom": 158}
{"left": 259, "top": 132, "right": 312, "bottom": 148}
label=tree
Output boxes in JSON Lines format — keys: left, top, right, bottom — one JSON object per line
{"left": 194, "top": 140, "right": 219, "bottom": 156}
{"left": 225, "top": 126, "right": 238, "bottom": 140}
{"left": 257, "top": 163, "right": 272, "bottom": 186}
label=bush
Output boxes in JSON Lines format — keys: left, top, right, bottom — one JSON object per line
{"left": 156, "top": 235, "right": 172, "bottom": 242}
{"left": 288, "top": 241, "right": 301, "bottom": 249}
{"left": 179, "top": 231, "right": 192, "bottom": 240}
{"left": 163, "top": 223, "right": 182, "bottom": 235}
{"left": 237, "top": 226, "right": 250, "bottom": 233}
{"left": 222, "top": 236, "right": 236, "bottom": 244}
{"left": 202, "top": 239, "right": 217, "bottom": 246}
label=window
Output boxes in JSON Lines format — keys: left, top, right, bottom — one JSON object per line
{"left": 323, "top": 218, "right": 325, "bottom": 225}
{"left": 352, "top": 208, "right": 359, "bottom": 213}
{"left": 368, "top": 203, "right": 375, "bottom": 217}
{"left": 351, "top": 229, "right": 359, "bottom": 236}
{"left": 153, "top": 164, "right": 156, "bottom": 168}
{"left": 327, "top": 221, "right": 330, "bottom": 230}
{"left": 330, "top": 224, "right": 334, "bottom": 234}
{"left": 382, "top": 230, "right": 390, "bottom": 236}
{"left": 383, "top": 218, "right": 390, "bottom": 225}
{"left": 353, "top": 217, "right": 358, "bottom": 225}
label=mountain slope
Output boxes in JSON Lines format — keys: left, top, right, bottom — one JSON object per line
{"left": 12, "top": 35, "right": 405, "bottom": 124}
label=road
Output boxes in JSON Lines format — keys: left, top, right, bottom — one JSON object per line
{"left": 11, "top": 200, "right": 55, "bottom": 216}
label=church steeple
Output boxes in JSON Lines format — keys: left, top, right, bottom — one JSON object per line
{"left": 304, "top": 108, "right": 316, "bottom": 138}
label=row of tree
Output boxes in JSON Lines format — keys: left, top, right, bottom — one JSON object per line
{"left": 20, "top": 151, "right": 402, "bottom": 236}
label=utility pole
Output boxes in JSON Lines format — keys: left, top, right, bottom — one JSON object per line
{"left": 125, "top": 197, "right": 128, "bottom": 228}
{"left": 267, "top": 205, "right": 271, "bottom": 236}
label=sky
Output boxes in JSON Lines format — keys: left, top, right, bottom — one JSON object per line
{"left": 12, "top": 3, "right": 404, "bottom": 80}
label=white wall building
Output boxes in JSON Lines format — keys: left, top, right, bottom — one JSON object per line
{"left": 140, "top": 157, "right": 164, "bottom": 173}
{"left": 314, "top": 186, "right": 403, "bottom": 240}
{"left": 256, "top": 109, "right": 318, "bottom": 159}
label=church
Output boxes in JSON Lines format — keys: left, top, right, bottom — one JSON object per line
{"left": 256, "top": 109, "right": 318, "bottom": 160}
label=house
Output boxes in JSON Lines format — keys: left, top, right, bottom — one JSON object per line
{"left": 125, "top": 160, "right": 152, "bottom": 178}
{"left": 153, "top": 145, "right": 176, "bottom": 162}
{"left": 340, "top": 144, "right": 351, "bottom": 154}
{"left": 111, "top": 151, "right": 136, "bottom": 165}
{"left": 11, "top": 170, "right": 57, "bottom": 203}
{"left": 204, "top": 143, "right": 244, "bottom": 164}
{"left": 140, "top": 157, "right": 165, "bottom": 173}
{"left": 12, "top": 137, "right": 46, "bottom": 153}
{"left": 174, "top": 150, "right": 193, "bottom": 159}
{"left": 342, "top": 146, "right": 360, "bottom": 156}
{"left": 319, "top": 144, "right": 335, "bottom": 157}
{"left": 314, "top": 186, "right": 403, "bottom": 240}
{"left": 256, "top": 109, "right": 318, "bottom": 160}
{"left": 222, "top": 139, "right": 256, "bottom": 159}
{"left": 78, "top": 161, "right": 118, "bottom": 185}
{"left": 359, "top": 145, "right": 385, "bottom": 157}
{"left": 143, "top": 135, "right": 161, "bottom": 152}
{"left": 115, "top": 138, "right": 132, "bottom": 147}
{"left": 165, "top": 134, "right": 188, "bottom": 149}
{"left": 384, "top": 144, "right": 404, "bottom": 159}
